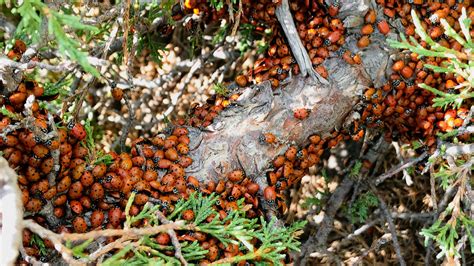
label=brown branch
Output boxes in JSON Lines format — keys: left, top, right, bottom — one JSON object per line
{"left": 119, "top": 91, "right": 135, "bottom": 152}
{"left": 374, "top": 152, "right": 428, "bottom": 185}
{"left": 22, "top": 220, "right": 83, "bottom": 265}
{"left": 352, "top": 233, "right": 392, "bottom": 265}
{"left": 371, "top": 185, "right": 407, "bottom": 266}
{"left": 186, "top": 59, "right": 371, "bottom": 183}
{"left": 22, "top": 218, "right": 193, "bottom": 264}
{"left": 88, "top": 236, "right": 132, "bottom": 262}
{"left": 297, "top": 176, "right": 354, "bottom": 265}
{"left": 156, "top": 211, "right": 188, "bottom": 266}
{"left": 0, "top": 157, "right": 23, "bottom": 265}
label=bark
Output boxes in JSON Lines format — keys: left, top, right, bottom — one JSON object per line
{"left": 0, "top": 157, "right": 23, "bottom": 266}
{"left": 186, "top": 59, "right": 371, "bottom": 185}
{"left": 185, "top": 0, "right": 396, "bottom": 187}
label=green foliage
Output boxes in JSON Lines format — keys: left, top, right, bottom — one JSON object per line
{"left": 43, "top": 78, "right": 72, "bottom": 98}
{"left": 135, "top": 2, "right": 173, "bottom": 65}
{"left": 30, "top": 234, "right": 48, "bottom": 256}
{"left": 212, "top": 22, "right": 229, "bottom": 45}
{"left": 389, "top": 8, "right": 474, "bottom": 261}
{"left": 209, "top": 0, "right": 237, "bottom": 11}
{"left": 47, "top": 10, "right": 100, "bottom": 76}
{"left": 69, "top": 238, "right": 95, "bottom": 259}
{"left": 256, "top": 39, "right": 269, "bottom": 54}
{"left": 8, "top": 0, "right": 100, "bottom": 76}
{"left": 388, "top": 8, "right": 473, "bottom": 110}
{"left": 421, "top": 213, "right": 474, "bottom": 259}
{"left": 136, "top": 33, "right": 167, "bottom": 65}
{"left": 212, "top": 82, "right": 229, "bottom": 96}
{"left": 349, "top": 160, "right": 363, "bottom": 177}
{"left": 302, "top": 196, "right": 322, "bottom": 210}
{"left": 0, "top": 106, "right": 21, "bottom": 120}
{"left": 82, "top": 120, "right": 111, "bottom": 165}
{"left": 433, "top": 163, "right": 459, "bottom": 190}
{"left": 112, "top": 192, "right": 305, "bottom": 265}
{"left": 411, "top": 140, "right": 424, "bottom": 150}
{"left": 348, "top": 192, "right": 379, "bottom": 224}
{"left": 236, "top": 23, "right": 258, "bottom": 54}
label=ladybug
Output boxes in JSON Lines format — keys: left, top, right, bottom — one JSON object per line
{"left": 187, "top": 176, "right": 200, "bottom": 189}
{"left": 176, "top": 143, "right": 189, "bottom": 155}
{"left": 108, "top": 208, "right": 123, "bottom": 227}
{"left": 90, "top": 183, "right": 105, "bottom": 201}
{"left": 90, "top": 210, "right": 105, "bottom": 228}
{"left": 40, "top": 157, "right": 54, "bottom": 174}
{"left": 352, "top": 129, "right": 365, "bottom": 141}
{"left": 53, "top": 207, "right": 65, "bottom": 218}
{"left": 285, "top": 146, "right": 298, "bottom": 161}
{"left": 67, "top": 121, "right": 87, "bottom": 140}
{"left": 391, "top": 79, "right": 401, "bottom": 88}
{"left": 72, "top": 216, "right": 88, "bottom": 233}
{"left": 156, "top": 232, "right": 171, "bottom": 245}
{"left": 68, "top": 181, "right": 84, "bottom": 200}
{"left": 70, "top": 200, "right": 83, "bottom": 214}
{"left": 264, "top": 186, "right": 277, "bottom": 204}
{"left": 294, "top": 108, "right": 310, "bottom": 120}
{"left": 377, "top": 19, "right": 390, "bottom": 35}
{"left": 357, "top": 35, "right": 371, "bottom": 48}
{"left": 111, "top": 88, "right": 123, "bottom": 101}
{"left": 247, "top": 183, "right": 260, "bottom": 195}
{"left": 228, "top": 170, "right": 244, "bottom": 183}
{"left": 80, "top": 171, "right": 94, "bottom": 187}
{"left": 328, "top": 1, "right": 340, "bottom": 17}
{"left": 182, "top": 209, "right": 195, "bottom": 221}
{"left": 25, "top": 198, "right": 43, "bottom": 213}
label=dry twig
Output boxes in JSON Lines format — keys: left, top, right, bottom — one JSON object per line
{"left": 156, "top": 211, "right": 188, "bottom": 266}
{"left": 371, "top": 185, "right": 407, "bottom": 266}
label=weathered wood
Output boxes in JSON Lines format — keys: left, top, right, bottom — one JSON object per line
{"left": 187, "top": 57, "right": 371, "bottom": 185}
{"left": 0, "top": 157, "right": 23, "bottom": 266}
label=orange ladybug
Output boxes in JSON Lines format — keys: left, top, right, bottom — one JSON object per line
{"left": 377, "top": 20, "right": 390, "bottom": 35}
{"left": 68, "top": 121, "right": 87, "bottom": 140}
{"left": 294, "top": 108, "right": 310, "bottom": 120}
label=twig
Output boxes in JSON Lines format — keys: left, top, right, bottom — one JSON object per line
{"left": 371, "top": 185, "right": 406, "bottom": 266}
{"left": 23, "top": 219, "right": 192, "bottom": 264}
{"left": 392, "top": 142, "right": 414, "bottom": 186}
{"left": 19, "top": 245, "right": 42, "bottom": 266}
{"left": 298, "top": 177, "right": 354, "bottom": 265}
{"left": 0, "top": 55, "right": 107, "bottom": 72}
{"left": 71, "top": 77, "right": 96, "bottom": 121}
{"left": 351, "top": 233, "right": 392, "bottom": 266}
{"left": 374, "top": 152, "right": 428, "bottom": 185}
{"left": 82, "top": 7, "right": 119, "bottom": 25}
{"left": 275, "top": 0, "right": 328, "bottom": 84}
{"left": 443, "top": 143, "right": 474, "bottom": 158}
{"left": 231, "top": 0, "right": 243, "bottom": 36}
{"left": 46, "top": 114, "right": 60, "bottom": 186}
{"left": 22, "top": 220, "right": 84, "bottom": 265}
{"left": 341, "top": 217, "right": 382, "bottom": 246}
{"left": 0, "top": 157, "right": 23, "bottom": 266}
{"left": 122, "top": 0, "right": 132, "bottom": 66}
{"left": 119, "top": 94, "right": 134, "bottom": 152}
{"left": 87, "top": 236, "right": 131, "bottom": 262}
{"left": 156, "top": 211, "right": 188, "bottom": 266}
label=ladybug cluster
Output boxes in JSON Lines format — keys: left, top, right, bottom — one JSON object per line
{"left": 185, "top": 93, "right": 241, "bottom": 128}
{"left": 3, "top": 0, "right": 474, "bottom": 263}
{"left": 234, "top": 0, "right": 350, "bottom": 88}
{"left": 1, "top": 42, "right": 273, "bottom": 264}
{"left": 263, "top": 133, "right": 344, "bottom": 213}
{"left": 234, "top": 0, "right": 290, "bottom": 89}
{"left": 356, "top": 0, "right": 473, "bottom": 150}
